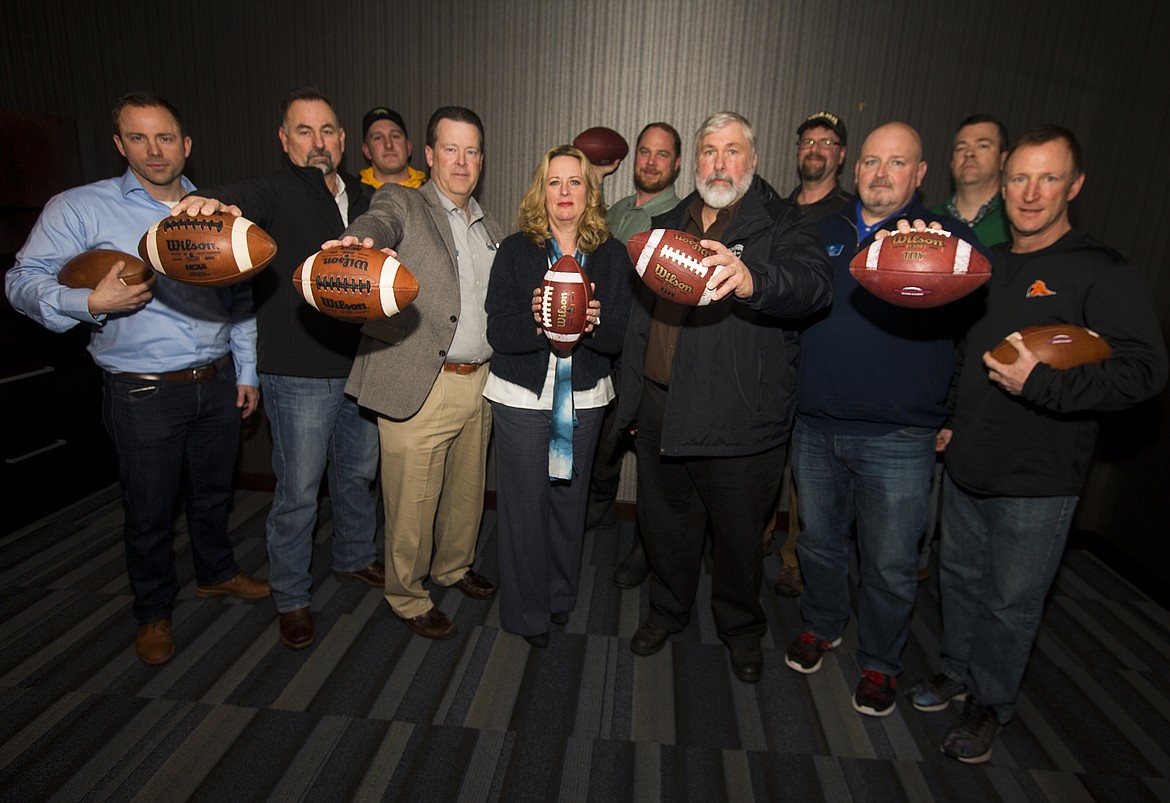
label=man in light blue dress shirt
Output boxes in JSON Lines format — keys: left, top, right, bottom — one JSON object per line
{"left": 5, "top": 93, "right": 269, "bottom": 667}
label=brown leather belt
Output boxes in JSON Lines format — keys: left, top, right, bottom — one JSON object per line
{"left": 115, "top": 355, "right": 231, "bottom": 382}
{"left": 442, "top": 362, "right": 482, "bottom": 375}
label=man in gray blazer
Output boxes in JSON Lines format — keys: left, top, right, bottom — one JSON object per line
{"left": 342, "top": 107, "right": 505, "bottom": 639}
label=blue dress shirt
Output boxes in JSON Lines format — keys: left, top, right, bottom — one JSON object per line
{"left": 6, "top": 169, "right": 257, "bottom": 384}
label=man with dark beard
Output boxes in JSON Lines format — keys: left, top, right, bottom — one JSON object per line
{"left": 606, "top": 122, "right": 683, "bottom": 245}
{"left": 593, "top": 122, "right": 683, "bottom": 589}
{"left": 768, "top": 112, "right": 854, "bottom": 600}
{"left": 618, "top": 112, "right": 832, "bottom": 683}
{"left": 787, "top": 111, "right": 854, "bottom": 222}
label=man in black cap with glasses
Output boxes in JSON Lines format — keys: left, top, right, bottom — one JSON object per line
{"left": 788, "top": 111, "right": 853, "bottom": 222}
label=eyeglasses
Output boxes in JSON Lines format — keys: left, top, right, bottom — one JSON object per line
{"left": 798, "top": 137, "right": 842, "bottom": 149}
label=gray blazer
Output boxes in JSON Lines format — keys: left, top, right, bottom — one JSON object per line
{"left": 343, "top": 181, "right": 506, "bottom": 420}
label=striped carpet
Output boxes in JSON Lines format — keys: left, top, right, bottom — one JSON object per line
{"left": 2, "top": 486, "right": 1169, "bottom": 802}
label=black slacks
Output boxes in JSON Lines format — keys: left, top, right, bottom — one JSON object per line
{"left": 634, "top": 380, "right": 785, "bottom": 649}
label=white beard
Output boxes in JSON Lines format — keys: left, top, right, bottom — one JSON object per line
{"left": 697, "top": 170, "right": 753, "bottom": 209}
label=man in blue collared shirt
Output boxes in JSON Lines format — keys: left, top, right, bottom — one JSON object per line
{"left": 5, "top": 93, "right": 269, "bottom": 667}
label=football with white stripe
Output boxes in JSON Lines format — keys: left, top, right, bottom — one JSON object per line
{"left": 293, "top": 244, "right": 419, "bottom": 323}
{"left": 137, "top": 212, "right": 277, "bottom": 287}
{"left": 626, "top": 228, "right": 725, "bottom": 306}
{"left": 540, "top": 254, "right": 592, "bottom": 353}
{"left": 848, "top": 228, "right": 991, "bottom": 308}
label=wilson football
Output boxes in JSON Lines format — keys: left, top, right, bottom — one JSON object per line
{"left": 988, "top": 324, "right": 1112, "bottom": 369}
{"left": 627, "top": 228, "right": 724, "bottom": 306}
{"left": 138, "top": 212, "right": 277, "bottom": 287}
{"left": 540, "top": 254, "right": 593, "bottom": 353}
{"left": 573, "top": 126, "right": 629, "bottom": 166}
{"left": 293, "top": 245, "right": 419, "bottom": 323}
{"left": 849, "top": 229, "right": 991, "bottom": 308}
{"left": 58, "top": 249, "right": 154, "bottom": 289}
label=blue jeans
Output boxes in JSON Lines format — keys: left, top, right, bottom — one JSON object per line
{"left": 792, "top": 416, "right": 936, "bottom": 675}
{"left": 261, "top": 373, "right": 379, "bottom": 613}
{"left": 938, "top": 472, "right": 1077, "bottom": 723}
{"left": 103, "top": 363, "right": 242, "bottom": 624}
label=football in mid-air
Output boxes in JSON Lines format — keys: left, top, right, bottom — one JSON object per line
{"left": 293, "top": 245, "right": 419, "bottom": 323}
{"left": 58, "top": 249, "right": 154, "bottom": 289}
{"left": 573, "top": 126, "right": 629, "bottom": 166}
{"left": 138, "top": 212, "right": 277, "bottom": 287}
{"left": 627, "top": 228, "right": 724, "bottom": 306}
{"left": 849, "top": 229, "right": 991, "bottom": 308}
{"left": 989, "top": 324, "right": 1112, "bottom": 369}
{"left": 540, "top": 254, "right": 593, "bottom": 353}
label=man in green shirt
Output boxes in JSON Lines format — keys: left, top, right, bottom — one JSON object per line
{"left": 590, "top": 122, "right": 682, "bottom": 588}
{"left": 605, "top": 122, "right": 682, "bottom": 245}
{"left": 915, "top": 116, "right": 1012, "bottom": 585}
{"left": 930, "top": 115, "right": 1010, "bottom": 246}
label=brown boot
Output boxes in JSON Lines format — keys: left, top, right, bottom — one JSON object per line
{"left": 196, "top": 572, "right": 271, "bottom": 599}
{"left": 135, "top": 619, "right": 175, "bottom": 666}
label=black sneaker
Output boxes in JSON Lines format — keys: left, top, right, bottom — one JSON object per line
{"left": 784, "top": 632, "right": 842, "bottom": 674}
{"left": 852, "top": 669, "right": 897, "bottom": 717}
{"left": 941, "top": 699, "right": 1001, "bottom": 764}
{"left": 906, "top": 672, "right": 968, "bottom": 712}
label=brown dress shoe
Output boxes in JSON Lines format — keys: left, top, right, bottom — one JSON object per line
{"left": 136, "top": 619, "right": 175, "bottom": 666}
{"left": 334, "top": 561, "right": 385, "bottom": 587}
{"left": 279, "top": 607, "right": 315, "bottom": 649}
{"left": 400, "top": 607, "right": 457, "bottom": 639}
{"left": 452, "top": 570, "right": 497, "bottom": 599}
{"left": 196, "top": 572, "right": 271, "bottom": 600}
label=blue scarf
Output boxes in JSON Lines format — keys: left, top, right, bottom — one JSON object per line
{"left": 547, "top": 240, "right": 585, "bottom": 481}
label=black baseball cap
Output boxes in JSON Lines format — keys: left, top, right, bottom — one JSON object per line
{"left": 797, "top": 111, "right": 846, "bottom": 145}
{"left": 362, "top": 107, "right": 408, "bottom": 139}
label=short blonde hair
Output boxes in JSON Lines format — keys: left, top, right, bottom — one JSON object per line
{"left": 518, "top": 145, "right": 609, "bottom": 253}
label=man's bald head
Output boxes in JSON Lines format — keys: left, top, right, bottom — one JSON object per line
{"left": 855, "top": 122, "right": 928, "bottom": 224}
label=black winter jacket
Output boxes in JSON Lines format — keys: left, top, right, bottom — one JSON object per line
{"left": 198, "top": 157, "right": 372, "bottom": 377}
{"left": 615, "top": 176, "right": 833, "bottom": 456}
{"left": 486, "top": 233, "right": 634, "bottom": 397}
{"left": 946, "top": 229, "right": 1168, "bottom": 496}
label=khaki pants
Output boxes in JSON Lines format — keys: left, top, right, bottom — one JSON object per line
{"left": 378, "top": 368, "right": 492, "bottom": 618}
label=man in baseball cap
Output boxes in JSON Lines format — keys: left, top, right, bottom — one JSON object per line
{"left": 788, "top": 111, "right": 853, "bottom": 221}
{"left": 361, "top": 106, "right": 426, "bottom": 189}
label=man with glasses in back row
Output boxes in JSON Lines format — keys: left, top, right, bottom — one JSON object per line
{"left": 767, "top": 111, "right": 858, "bottom": 600}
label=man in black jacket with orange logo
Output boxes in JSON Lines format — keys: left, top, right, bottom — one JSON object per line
{"left": 906, "top": 125, "right": 1167, "bottom": 764}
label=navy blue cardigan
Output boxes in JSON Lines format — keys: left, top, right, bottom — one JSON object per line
{"left": 485, "top": 233, "right": 634, "bottom": 398}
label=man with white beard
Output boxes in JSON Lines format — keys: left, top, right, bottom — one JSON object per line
{"left": 616, "top": 112, "right": 833, "bottom": 683}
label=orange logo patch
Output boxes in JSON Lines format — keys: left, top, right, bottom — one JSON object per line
{"left": 1026, "top": 280, "right": 1056, "bottom": 298}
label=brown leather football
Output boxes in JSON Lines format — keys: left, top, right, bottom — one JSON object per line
{"left": 572, "top": 127, "right": 629, "bottom": 166}
{"left": 138, "top": 212, "right": 277, "bottom": 287}
{"left": 849, "top": 229, "right": 992, "bottom": 308}
{"left": 627, "top": 228, "right": 723, "bottom": 306}
{"left": 540, "top": 254, "right": 593, "bottom": 353}
{"left": 293, "top": 245, "right": 419, "bottom": 323}
{"left": 989, "top": 324, "right": 1113, "bottom": 368}
{"left": 58, "top": 249, "right": 154, "bottom": 289}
